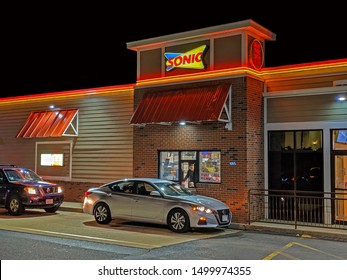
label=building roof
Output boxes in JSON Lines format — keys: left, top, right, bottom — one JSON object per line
{"left": 127, "top": 19, "right": 276, "bottom": 51}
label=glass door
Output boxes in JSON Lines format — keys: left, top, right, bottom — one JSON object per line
{"left": 334, "top": 155, "right": 347, "bottom": 222}
{"left": 332, "top": 129, "right": 347, "bottom": 223}
{"left": 268, "top": 130, "right": 323, "bottom": 222}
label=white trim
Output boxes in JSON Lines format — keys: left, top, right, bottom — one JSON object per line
{"left": 221, "top": 85, "right": 232, "bottom": 130}
{"left": 333, "top": 79, "right": 347, "bottom": 86}
{"left": 63, "top": 110, "right": 79, "bottom": 137}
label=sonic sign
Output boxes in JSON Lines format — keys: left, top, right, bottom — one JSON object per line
{"left": 164, "top": 45, "right": 208, "bottom": 71}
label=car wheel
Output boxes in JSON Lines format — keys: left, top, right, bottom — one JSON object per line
{"left": 7, "top": 195, "right": 24, "bottom": 216}
{"left": 94, "top": 202, "right": 112, "bottom": 224}
{"left": 167, "top": 208, "right": 190, "bottom": 233}
{"left": 45, "top": 205, "right": 60, "bottom": 213}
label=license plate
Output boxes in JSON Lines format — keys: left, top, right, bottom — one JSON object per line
{"left": 46, "top": 199, "right": 54, "bottom": 204}
{"left": 222, "top": 214, "right": 228, "bottom": 222}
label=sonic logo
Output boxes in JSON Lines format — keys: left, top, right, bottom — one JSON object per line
{"left": 164, "top": 45, "right": 208, "bottom": 71}
{"left": 249, "top": 39, "right": 264, "bottom": 70}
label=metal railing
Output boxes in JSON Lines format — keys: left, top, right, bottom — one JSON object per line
{"left": 248, "top": 189, "right": 347, "bottom": 230}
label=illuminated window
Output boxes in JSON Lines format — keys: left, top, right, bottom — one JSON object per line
{"left": 159, "top": 152, "right": 179, "bottom": 181}
{"left": 40, "top": 153, "right": 64, "bottom": 167}
{"left": 199, "top": 151, "right": 221, "bottom": 183}
{"left": 159, "top": 150, "right": 221, "bottom": 185}
{"left": 333, "top": 129, "right": 347, "bottom": 150}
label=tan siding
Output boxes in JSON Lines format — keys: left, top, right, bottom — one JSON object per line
{"left": 266, "top": 74, "right": 347, "bottom": 92}
{"left": 140, "top": 49, "right": 162, "bottom": 80}
{"left": 267, "top": 93, "right": 347, "bottom": 123}
{"left": 0, "top": 88, "right": 134, "bottom": 184}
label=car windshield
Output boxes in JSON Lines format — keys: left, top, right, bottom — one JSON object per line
{"left": 5, "top": 169, "right": 42, "bottom": 182}
{"left": 155, "top": 182, "right": 192, "bottom": 196}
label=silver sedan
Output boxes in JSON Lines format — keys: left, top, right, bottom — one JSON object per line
{"left": 83, "top": 178, "right": 231, "bottom": 233}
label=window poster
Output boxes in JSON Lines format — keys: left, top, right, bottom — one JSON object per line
{"left": 199, "top": 151, "right": 221, "bottom": 183}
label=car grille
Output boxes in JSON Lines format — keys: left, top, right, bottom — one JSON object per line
{"left": 216, "top": 209, "right": 231, "bottom": 225}
{"left": 39, "top": 187, "right": 60, "bottom": 195}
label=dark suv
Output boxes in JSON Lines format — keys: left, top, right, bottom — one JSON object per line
{"left": 0, "top": 164, "right": 64, "bottom": 215}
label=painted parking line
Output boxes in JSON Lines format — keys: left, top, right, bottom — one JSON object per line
{"left": 0, "top": 225, "right": 164, "bottom": 248}
{"left": 263, "top": 241, "right": 344, "bottom": 260}
{"left": 263, "top": 242, "right": 298, "bottom": 260}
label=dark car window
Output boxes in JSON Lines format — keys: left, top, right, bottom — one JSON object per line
{"left": 136, "top": 182, "right": 155, "bottom": 195}
{"left": 4, "top": 168, "right": 42, "bottom": 182}
{"left": 4, "top": 170, "right": 24, "bottom": 181}
{"left": 18, "top": 169, "right": 42, "bottom": 181}
{"left": 109, "top": 181, "right": 135, "bottom": 193}
{"left": 109, "top": 184, "right": 122, "bottom": 192}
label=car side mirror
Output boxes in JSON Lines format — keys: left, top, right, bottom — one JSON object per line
{"left": 150, "top": 190, "right": 161, "bottom": 197}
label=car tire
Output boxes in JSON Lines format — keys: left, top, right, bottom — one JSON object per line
{"left": 94, "top": 202, "right": 112, "bottom": 224}
{"left": 45, "top": 205, "right": 60, "bottom": 213}
{"left": 7, "top": 195, "right": 24, "bottom": 216}
{"left": 167, "top": 208, "right": 190, "bottom": 233}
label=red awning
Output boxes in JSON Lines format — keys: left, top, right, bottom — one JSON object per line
{"left": 130, "top": 84, "right": 231, "bottom": 125}
{"left": 16, "top": 109, "right": 79, "bottom": 138}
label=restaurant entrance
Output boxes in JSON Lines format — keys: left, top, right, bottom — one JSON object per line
{"left": 332, "top": 129, "right": 347, "bottom": 224}
{"left": 268, "top": 130, "right": 323, "bottom": 222}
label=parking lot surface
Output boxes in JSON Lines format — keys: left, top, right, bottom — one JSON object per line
{"left": 0, "top": 208, "right": 239, "bottom": 249}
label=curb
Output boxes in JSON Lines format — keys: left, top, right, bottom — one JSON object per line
{"left": 229, "top": 223, "right": 347, "bottom": 241}
{"left": 59, "top": 205, "right": 83, "bottom": 213}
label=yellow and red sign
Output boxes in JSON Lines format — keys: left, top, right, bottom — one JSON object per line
{"left": 164, "top": 45, "right": 207, "bottom": 71}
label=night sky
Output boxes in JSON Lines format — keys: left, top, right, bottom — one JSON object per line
{"left": 2, "top": 3, "right": 346, "bottom": 98}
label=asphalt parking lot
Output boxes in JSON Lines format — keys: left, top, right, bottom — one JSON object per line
{"left": 0, "top": 207, "right": 240, "bottom": 249}
{"left": 1, "top": 200, "right": 347, "bottom": 252}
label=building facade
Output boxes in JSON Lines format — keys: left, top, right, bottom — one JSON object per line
{"left": 0, "top": 20, "right": 346, "bottom": 224}
{"left": 0, "top": 86, "right": 135, "bottom": 201}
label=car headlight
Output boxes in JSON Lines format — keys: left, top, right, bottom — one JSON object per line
{"left": 190, "top": 205, "right": 213, "bottom": 214}
{"left": 24, "top": 187, "right": 38, "bottom": 195}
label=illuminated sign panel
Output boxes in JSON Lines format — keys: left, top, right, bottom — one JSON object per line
{"left": 40, "top": 153, "right": 64, "bottom": 167}
{"left": 164, "top": 45, "right": 208, "bottom": 71}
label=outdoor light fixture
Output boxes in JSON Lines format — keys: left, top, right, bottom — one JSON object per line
{"left": 337, "top": 96, "right": 346, "bottom": 101}
{"left": 179, "top": 120, "right": 186, "bottom": 126}
{"left": 49, "top": 105, "right": 55, "bottom": 109}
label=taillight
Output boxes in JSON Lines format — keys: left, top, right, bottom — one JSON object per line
{"left": 84, "top": 191, "right": 93, "bottom": 205}
{"left": 84, "top": 191, "right": 92, "bottom": 198}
